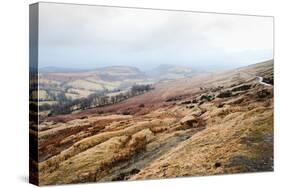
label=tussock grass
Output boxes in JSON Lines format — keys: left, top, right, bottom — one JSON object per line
{"left": 39, "top": 118, "right": 175, "bottom": 172}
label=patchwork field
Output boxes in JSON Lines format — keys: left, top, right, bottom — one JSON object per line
{"left": 38, "top": 66, "right": 147, "bottom": 101}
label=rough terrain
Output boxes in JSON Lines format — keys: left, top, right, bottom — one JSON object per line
{"left": 32, "top": 60, "right": 273, "bottom": 185}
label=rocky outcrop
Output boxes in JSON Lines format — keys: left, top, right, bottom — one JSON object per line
{"left": 231, "top": 84, "right": 251, "bottom": 92}
{"left": 217, "top": 90, "right": 232, "bottom": 98}
{"left": 257, "top": 89, "right": 272, "bottom": 99}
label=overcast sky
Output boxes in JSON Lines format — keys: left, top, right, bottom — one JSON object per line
{"left": 38, "top": 3, "right": 273, "bottom": 71}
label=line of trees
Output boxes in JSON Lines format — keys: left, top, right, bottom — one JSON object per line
{"left": 40, "top": 84, "right": 153, "bottom": 116}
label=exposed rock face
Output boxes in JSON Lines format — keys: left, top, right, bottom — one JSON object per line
{"left": 200, "top": 94, "right": 213, "bottom": 101}
{"left": 132, "top": 107, "right": 273, "bottom": 180}
{"left": 181, "top": 100, "right": 191, "bottom": 105}
{"left": 217, "top": 90, "right": 232, "bottom": 98}
{"left": 35, "top": 60, "right": 274, "bottom": 185}
{"left": 231, "top": 84, "right": 251, "bottom": 92}
{"left": 210, "top": 86, "right": 224, "bottom": 92}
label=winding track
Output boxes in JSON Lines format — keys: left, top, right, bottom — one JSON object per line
{"left": 257, "top": 76, "right": 272, "bottom": 86}
{"left": 240, "top": 71, "right": 272, "bottom": 86}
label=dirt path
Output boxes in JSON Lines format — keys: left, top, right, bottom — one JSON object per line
{"left": 257, "top": 76, "right": 272, "bottom": 86}
{"left": 99, "top": 126, "right": 205, "bottom": 182}
{"left": 100, "top": 107, "right": 208, "bottom": 181}
{"left": 240, "top": 71, "right": 272, "bottom": 86}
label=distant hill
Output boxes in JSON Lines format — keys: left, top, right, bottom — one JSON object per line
{"left": 148, "top": 64, "right": 192, "bottom": 80}
{"left": 38, "top": 65, "right": 149, "bottom": 101}
{"left": 38, "top": 64, "right": 197, "bottom": 102}
{"left": 94, "top": 66, "right": 142, "bottom": 74}
{"left": 92, "top": 66, "right": 145, "bottom": 81}
{"left": 38, "top": 60, "right": 273, "bottom": 185}
{"left": 39, "top": 66, "right": 87, "bottom": 73}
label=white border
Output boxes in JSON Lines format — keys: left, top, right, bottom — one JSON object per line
{"left": 0, "top": 0, "right": 279, "bottom": 187}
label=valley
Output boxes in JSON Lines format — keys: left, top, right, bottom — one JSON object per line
{"left": 31, "top": 60, "right": 273, "bottom": 185}
{"left": 36, "top": 65, "right": 197, "bottom": 118}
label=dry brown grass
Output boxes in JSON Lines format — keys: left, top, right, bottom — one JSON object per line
{"left": 132, "top": 105, "right": 273, "bottom": 179}
{"left": 35, "top": 60, "right": 273, "bottom": 185}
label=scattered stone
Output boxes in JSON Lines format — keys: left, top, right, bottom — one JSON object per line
{"left": 214, "top": 162, "right": 221, "bottom": 168}
{"left": 257, "top": 89, "right": 271, "bottom": 98}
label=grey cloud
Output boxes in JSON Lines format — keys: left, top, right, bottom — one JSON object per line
{"left": 38, "top": 2, "right": 273, "bottom": 70}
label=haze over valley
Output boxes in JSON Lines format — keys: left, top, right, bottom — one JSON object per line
{"left": 30, "top": 59, "right": 274, "bottom": 185}
{"left": 29, "top": 3, "right": 274, "bottom": 185}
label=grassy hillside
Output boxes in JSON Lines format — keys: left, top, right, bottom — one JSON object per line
{"left": 32, "top": 60, "right": 274, "bottom": 185}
